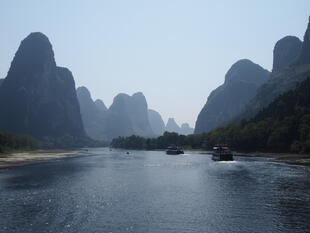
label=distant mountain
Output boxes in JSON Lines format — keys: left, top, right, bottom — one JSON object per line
{"left": 166, "top": 118, "right": 181, "bottom": 133}
{"left": 104, "top": 92, "right": 155, "bottom": 140}
{"left": 94, "top": 99, "right": 107, "bottom": 114}
{"left": 180, "top": 123, "right": 194, "bottom": 135}
{"left": 77, "top": 86, "right": 107, "bottom": 140}
{"left": 0, "top": 79, "right": 4, "bottom": 86}
{"left": 0, "top": 32, "right": 85, "bottom": 139}
{"left": 148, "top": 109, "right": 165, "bottom": 136}
{"left": 165, "top": 118, "right": 194, "bottom": 135}
{"left": 194, "top": 59, "right": 270, "bottom": 134}
{"left": 77, "top": 89, "right": 159, "bottom": 140}
{"left": 240, "top": 17, "right": 310, "bottom": 120}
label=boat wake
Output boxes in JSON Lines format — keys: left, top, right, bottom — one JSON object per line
{"left": 218, "top": 160, "right": 237, "bottom": 164}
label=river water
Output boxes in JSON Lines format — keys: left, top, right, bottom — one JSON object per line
{"left": 1, "top": 148, "right": 310, "bottom": 233}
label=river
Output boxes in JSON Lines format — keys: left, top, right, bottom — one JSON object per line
{"left": 1, "top": 148, "right": 310, "bottom": 233}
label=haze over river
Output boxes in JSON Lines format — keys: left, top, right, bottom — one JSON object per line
{"left": 1, "top": 148, "right": 310, "bottom": 233}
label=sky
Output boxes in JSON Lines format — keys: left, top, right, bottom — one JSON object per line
{"left": 0, "top": 1, "right": 309, "bottom": 127}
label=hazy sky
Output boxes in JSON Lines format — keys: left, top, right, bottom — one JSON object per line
{"left": 0, "top": 1, "right": 309, "bottom": 127}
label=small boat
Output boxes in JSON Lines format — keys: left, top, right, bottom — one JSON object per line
{"left": 166, "top": 145, "right": 184, "bottom": 155}
{"left": 212, "top": 145, "right": 233, "bottom": 161}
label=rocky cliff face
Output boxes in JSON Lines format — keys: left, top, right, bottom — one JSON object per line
{"left": 272, "top": 36, "right": 302, "bottom": 72}
{"left": 239, "top": 17, "right": 310, "bottom": 120}
{"left": 104, "top": 92, "right": 154, "bottom": 140}
{"left": 194, "top": 59, "right": 270, "bottom": 134}
{"left": 148, "top": 109, "right": 165, "bottom": 136}
{"left": 77, "top": 86, "right": 107, "bottom": 140}
{"left": 0, "top": 32, "right": 85, "bottom": 138}
{"left": 296, "top": 16, "right": 310, "bottom": 65}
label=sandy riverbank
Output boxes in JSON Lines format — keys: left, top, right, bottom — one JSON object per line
{"left": 0, "top": 150, "right": 87, "bottom": 169}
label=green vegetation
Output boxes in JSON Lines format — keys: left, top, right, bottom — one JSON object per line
{"left": 0, "top": 132, "right": 109, "bottom": 152}
{"left": 40, "top": 135, "right": 109, "bottom": 149}
{"left": 112, "top": 78, "right": 310, "bottom": 153}
{"left": 0, "top": 132, "right": 38, "bottom": 153}
{"left": 111, "top": 132, "right": 188, "bottom": 150}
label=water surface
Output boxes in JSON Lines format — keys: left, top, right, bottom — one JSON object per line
{"left": 1, "top": 148, "right": 310, "bottom": 233}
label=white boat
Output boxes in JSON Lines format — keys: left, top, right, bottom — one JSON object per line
{"left": 212, "top": 145, "right": 233, "bottom": 161}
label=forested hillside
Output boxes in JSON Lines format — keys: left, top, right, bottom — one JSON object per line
{"left": 205, "top": 77, "right": 310, "bottom": 152}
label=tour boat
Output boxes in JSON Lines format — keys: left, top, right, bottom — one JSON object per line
{"left": 166, "top": 145, "right": 184, "bottom": 155}
{"left": 212, "top": 145, "right": 234, "bottom": 161}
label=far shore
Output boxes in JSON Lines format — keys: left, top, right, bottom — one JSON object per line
{"left": 1, "top": 148, "right": 310, "bottom": 170}
{"left": 116, "top": 148, "right": 310, "bottom": 167}
{"left": 113, "top": 148, "right": 310, "bottom": 167}
{"left": 0, "top": 149, "right": 87, "bottom": 169}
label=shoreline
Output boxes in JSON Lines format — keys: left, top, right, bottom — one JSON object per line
{"left": 233, "top": 152, "right": 310, "bottom": 167}
{"left": 194, "top": 150, "right": 310, "bottom": 167}
{"left": 113, "top": 148, "right": 310, "bottom": 167}
{"left": 0, "top": 149, "right": 87, "bottom": 169}
{"left": 1, "top": 148, "right": 309, "bottom": 170}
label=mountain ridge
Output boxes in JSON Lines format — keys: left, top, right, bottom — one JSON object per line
{"left": 77, "top": 86, "right": 107, "bottom": 140}
{"left": 238, "top": 17, "right": 310, "bottom": 121}
{"left": 194, "top": 59, "right": 270, "bottom": 134}
{"left": 0, "top": 32, "right": 85, "bottom": 139}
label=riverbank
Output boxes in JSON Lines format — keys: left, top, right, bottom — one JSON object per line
{"left": 195, "top": 150, "right": 310, "bottom": 166}
{"left": 1, "top": 148, "right": 309, "bottom": 169}
{"left": 234, "top": 152, "right": 310, "bottom": 167}
{"left": 0, "top": 150, "right": 86, "bottom": 169}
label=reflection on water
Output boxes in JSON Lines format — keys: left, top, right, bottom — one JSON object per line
{"left": 0, "top": 148, "right": 310, "bottom": 233}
